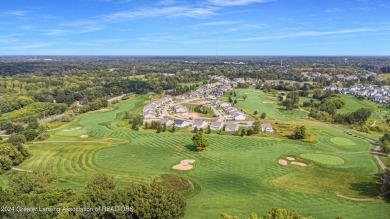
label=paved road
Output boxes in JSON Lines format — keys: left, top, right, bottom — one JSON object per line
{"left": 38, "top": 113, "right": 65, "bottom": 123}
{"left": 375, "top": 111, "right": 386, "bottom": 122}
{"left": 373, "top": 145, "right": 387, "bottom": 172}
{"left": 107, "top": 93, "right": 132, "bottom": 102}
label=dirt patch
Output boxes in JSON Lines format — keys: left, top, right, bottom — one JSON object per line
{"left": 278, "top": 159, "right": 288, "bottom": 166}
{"left": 286, "top": 157, "right": 295, "bottom": 161}
{"left": 291, "top": 162, "right": 307, "bottom": 166}
{"left": 192, "top": 100, "right": 209, "bottom": 105}
{"left": 80, "top": 135, "right": 89, "bottom": 138}
{"left": 172, "top": 159, "right": 196, "bottom": 170}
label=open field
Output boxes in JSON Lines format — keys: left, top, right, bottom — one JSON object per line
{"left": 337, "top": 94, "right": 390, "bottom": 121}
{"left": 219, "top": 88, "right": 308, "bottom": 121}
{"left": 1, "top": 95, "right": 389, "bottom": 219}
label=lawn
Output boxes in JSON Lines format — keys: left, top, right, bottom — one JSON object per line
{"left": 219, "top": 88, "right": 308, "bottom": 121}
{"left": 1, "top": 95, "right": 389, "bottom": 219}
{"left": 337, "top": 95, "right": 385, "bottom": 120}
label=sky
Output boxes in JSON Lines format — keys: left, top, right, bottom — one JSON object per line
{"left": 1, "top": 0, "right": 390, "bottom": 56}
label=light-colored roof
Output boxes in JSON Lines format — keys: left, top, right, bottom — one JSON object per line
{"left": 261, "top": 123, "right": 273, "bottom": 129}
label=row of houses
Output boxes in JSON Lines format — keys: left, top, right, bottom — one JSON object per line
{"left": 209, "top": 100, "right": 247, "bottom": 120}
{"left": 173, "top": 104, "right": 189, "bottom": 113}
{"left": 171, "top": 119, "right": 274, "bottom": 133}
{"left": 325, "top": 85, "right": 390, "bottom": 104}
{"left": 142, "top": 97, "right": 172, "bottom": 118}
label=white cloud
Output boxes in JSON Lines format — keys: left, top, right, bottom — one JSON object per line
{"left": 104, "top": 6, "right": 216, "bottom": 21}
{"left": 324, "top": 8, "right": 342, "bottom": 13}
{"left": 208, "top": 0, "right": 271, "bottom": 6}
{"left": 199, "top": 21, "right": 238, "bottom": 26}
{"left": 3, "top": 10, "right": 29, "bottom": 16}
{"left": 3, "top": 43, "right": 53, "bottom": 50}
{"left": 42, "top": 29, "right": 71, "bottom": 36}
{"left": 239, "top": 26, "right": 390, "bottom": 41}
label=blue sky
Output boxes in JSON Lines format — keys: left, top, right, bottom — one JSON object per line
{"left": 1, "top": 0, "right": 390, "bottom": 55}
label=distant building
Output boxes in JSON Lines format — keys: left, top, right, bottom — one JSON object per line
{"left": 159, "top": 118, "right": 173, "bottom": 126}
{"left": 210, "top": 122, "right": 223, "bottom": 131}
{"left": 225, "top": 123, "right": 239, "bottom": 132}
{"left": 233, "top": 113, "right": 247, "bottom": 121}
{"left": 174, "top": 120, "right": 189, "bottom": 128}
{"left": 143, "top": 111, "right": 156, "bottom": 119}
{"left": 192, "top": 119, "right": 208, "bottom": 129}
{"left": 173, "top": 105, "right": 188, "bottom": 113}
{"left": 261, "top": 123, "right": 274, "bottom": 133}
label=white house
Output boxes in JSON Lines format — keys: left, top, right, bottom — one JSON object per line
{"left": 261, "top": 123, "right": 274, "bottom": 133}
{"left": 192, "top": 119, "right": 208, "bottom": 129}
{"left": 143, "top": 111, "right": 156, "bottom": 119}
{"left": 233, "top": 113, "right": 246, "bottom": 121}
{"left": 159, "top": 118, "right": 173, "bottom": 126}
{"left": 225, "top": 123, "right": 239, "bottom": 132}
{"left": 174, "top": 120, "right": 189, "bottom": 128}
{"left": 210, "top": 122, "right": 223, "bottom": 131}
{"left": 173, "top": 105, "right": 188, "bottom": 113}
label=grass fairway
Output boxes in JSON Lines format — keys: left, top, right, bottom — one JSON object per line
{"left": 219, "top": 88, "right": 308, "bottom": 121}
{"left": 300, "top": 154, "right": 345, "bottom": 165}
{"left": 2, "top": 95, "right": 389, "bottom": 219}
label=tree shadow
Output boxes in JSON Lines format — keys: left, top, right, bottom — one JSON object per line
{"left": 349, "top": 173, "right": 388, "bottom": 201}
{"left": 185, "top": 144, "right": 195, "bottom": 151}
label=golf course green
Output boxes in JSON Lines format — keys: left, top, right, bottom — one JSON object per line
{"left": 2, "top": 94, "right": 389, "bottom": 219}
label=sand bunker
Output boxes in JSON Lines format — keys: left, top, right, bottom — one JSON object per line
{"left": 80, "top": 135, "right": 89, "bottom": 138}
{"left": 263, "top": 101, "right": 273, "bottom": 104}
{"left": 279, "top": 157, "right": 307, "bottom": 167}
{"left": 291, "top": 162, "right": 307, "bottom": 166}
{"left": 172, "top": 159, "right": 196, "bottom": 170}
{"left": 278, "top": 159, "right": 288, "bottom": 166}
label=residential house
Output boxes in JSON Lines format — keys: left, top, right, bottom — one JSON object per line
{"left": 143, "top": 111, "right": 156, "bottom": 119}
{"left": 159, "top": 118, "right": 173, "bottom": 126}
{"left": 174, "top": 120, "right": 189, "bottom": 128}
{"left": 261, "top": 123, "right": 274, "bottom": 133}
{"left": 210, "top": 122, "right": 223, "bottom": 131}
{"left": 233, "top": 112, "right": 247, "bottom": 121}
{"left": 225, "top": 123, "right": 239, "bottom": 132}
{"left": 174, "top": 105, "right": 188, "bottom": 113}
{"left": 192, "top": 119, "right": 208, "bottom": 129}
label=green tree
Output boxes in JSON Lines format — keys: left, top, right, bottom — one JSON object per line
{"left": 240, "top": 129, "right": 246, "bottom": 137}
{"left": 23, "top": 129, "right": 36, "bottom": 141}
{"left": 263, "top": 208, "right": 310, "bottom": 219}
{"left": 260, "top": 113, "right": 266, "bottom": 119}
{"left": 229, "top": 95, "right": 233, "bottom": 103}
{"left": 9, "top": 171, "right": 57, "bottom": 195}
{"left": 156, "top": 123, "right": 162, "bottom": 133}
{"left": 191, "top": 131, "right": 209, "bottom": 151}
{"left": 254, "top": 111, "right": 258, "bottom": 115}
{"left": 289, "top": 126, "right": 307, "bottom": 140}
{"left": 171, "top": 124, "right": 176, "bottom": 133}
{"left": 234, "top": 99, "right": 238, "bottom": 105}
{"left": 242, "top": 93, "right": 248, "bottom": 101}
{"left": 120, "top": 183, "right": 186, "bottom": 219}
{"left": 220, "top": 213, "right": 240, "bottom": 219}
{"left": 206, "top": 125, "right": 211, "bottom": 134}
{"left": 162, "top": 123, "right": 167, "bottom": 132}
{"left": 78, "top": 173, "right": 117, "bottom": 219}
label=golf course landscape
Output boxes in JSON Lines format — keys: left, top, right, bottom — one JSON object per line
{"left": 2, "top": 90, "right": 389, "bottom": 219}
